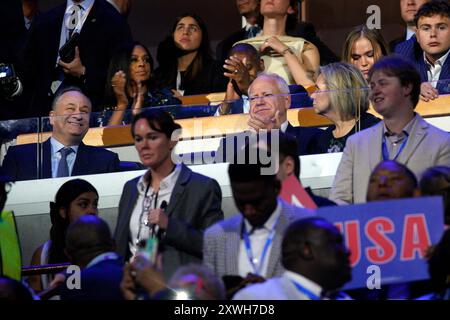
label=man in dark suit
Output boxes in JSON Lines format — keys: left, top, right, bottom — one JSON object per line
{"left": 215, "top": 73, "right": 320, "bottom": 163}
{"left": 57, "top": 215, "right": 124, "bottom": 300}
{"left": 21, "top": 0, "right": 132, "bottom": 117}
{"left": 2, "top": 87, "right": 120, "bottom": 181}
{"left": 395, "top": 1, "right": 450, "bottom": 99}
{"left": 390, "top": 0, "right": 430, "bottom": 52}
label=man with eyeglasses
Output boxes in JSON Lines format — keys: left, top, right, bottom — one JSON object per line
{"left": 215, "top": 73, "right": 320, "bottom": 163}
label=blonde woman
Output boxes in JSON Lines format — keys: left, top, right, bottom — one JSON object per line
{"left": 310, "top": 62, "right": 380, "bottom": 154}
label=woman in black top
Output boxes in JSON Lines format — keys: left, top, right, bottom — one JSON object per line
{"left": 154, "top": 13, "right": 227, "bottom": 97}
{"left": 310, "top": 62, "right": 380, "bottom": 154}
{"left": 102, "top": 41, "right": 180, "bottom": 126}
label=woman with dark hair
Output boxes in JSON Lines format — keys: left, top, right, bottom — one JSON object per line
{"left": 28, "top": 179, "right": 99, "bottom": 292}
{"left": 154, "top": 13, "right": 227, "bottom": 97}
{"left": 102, "top": 41, "right": 180, "bottom": 126}
{"left": 114, "top": 108, "right": 223, "bottom": 279}
{"left": 342, "top": 25, "right": 388, "bottom": 80}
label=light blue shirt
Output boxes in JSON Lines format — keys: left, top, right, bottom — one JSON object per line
{"left": 50, "top": 137, "right": 79, "bottom": 178}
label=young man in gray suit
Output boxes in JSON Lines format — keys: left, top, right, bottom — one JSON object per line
{"left": 330, "top": 55, "right": 450, "bottom": 204}
{"left": 204, "top": 146, "right": 314, "bottom": 296}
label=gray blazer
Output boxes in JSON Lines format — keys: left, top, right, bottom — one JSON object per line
{"left": 114, "top": 164, "right": 224, "bottom": 279}
{"left": 330, "top": 114, "right": 450, "bottom": 204}
{"left": 203, "top": 200, "right": 315, "bottom": 279}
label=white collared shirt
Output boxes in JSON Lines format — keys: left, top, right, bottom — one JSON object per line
{"left": 425, "top": 49, "right": 450, "bottom": 88}
{"left": 128, "top": 164, "right": 182, "bottom": 258}
{"left": 238, "top": 199, "right": 282, "bottom": 278}
{"left": 283, "top": 270, "right": 323, "bottom": 300}
{"left": 86, "top": 252, "right": 119, "bottom": 268}
{"left": 406, "top": 28, "right": 415, "bottom": 41}
{"left": 50, "top": 137, "right": 79, "bottom": 178}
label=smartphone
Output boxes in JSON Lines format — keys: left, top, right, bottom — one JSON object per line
{"left": 59, "top": 32, "right": 80, "bottom": 63}
{"left": 135, "top": 236, "right": 159, "bottom": 269}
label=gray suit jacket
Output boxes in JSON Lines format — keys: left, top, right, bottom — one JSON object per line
{"left": 330, "top": 114, "right": 450, "bottom": 204}
{"left": 203, "top": 200, "right": 315, "bottom": 279}
{"left": 114, "top": 164, "right": 224, "bottom": 279}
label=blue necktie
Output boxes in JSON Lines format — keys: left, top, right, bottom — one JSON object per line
{"left": 247, "top": 25, "right": 261, "bottom": 39}
{"left": 56, "top": 147, "right": 73, "bottom": 177}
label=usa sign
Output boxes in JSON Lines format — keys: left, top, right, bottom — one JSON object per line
{"left": 316, "top": 197, "right": 444, "bottom": 289}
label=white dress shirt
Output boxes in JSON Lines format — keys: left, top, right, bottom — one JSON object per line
{"left": 238, "top": 200, "right": 282, "bottom": 278}
{"left": 50, "top": 137, "right": 79, "bottom": 178}
{"left": 425, "top": 49, "right": 450, "bottom": 88}
{"left": 128, "top": 164, "right": 182, "bottom": 258}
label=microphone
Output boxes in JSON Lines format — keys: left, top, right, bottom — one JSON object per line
{"left": 151, "top": 200, "right": 167, "bottom": 237}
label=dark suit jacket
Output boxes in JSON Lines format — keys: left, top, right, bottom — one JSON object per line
{"left": 114, "top": 164, "right": 224, "bottom": 279}
{"left": 215, "top": 123, "right": 320, "bottom": 163}
{"left": 216, "top": 21, "right": 339, "bottom": 66}
{"left": 1, "top": 138, "right": 120, "bottom": 181}
{"left": 59, "top": 256, "right": 124, "bottom": 300}
{"left": 21, "top": 0, "right": 132, "bottom": 117}
{"left": 389, "top": 31, "right": 407, "bottom": 53}
{"left": 395, "top": 36, "right": 450, "bottom": 94}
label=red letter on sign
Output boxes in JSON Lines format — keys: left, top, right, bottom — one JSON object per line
{"left": 334, "top": 221, "right": 360, "bottom": 267}
{"left": 400, "top": 214, "right": 431, "bottom": 261}
{"left": 345, "top": 221, "right": 361, "bottom": 267}
{"left": 365, "top": 217, "right": 396, "bottom": 264}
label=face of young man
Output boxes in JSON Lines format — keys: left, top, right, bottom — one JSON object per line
{"left": 369, "top": 71, "right": 413, "bottom": 118}
{"left": 416, "top": 14, "right": 450, "bottom": 62}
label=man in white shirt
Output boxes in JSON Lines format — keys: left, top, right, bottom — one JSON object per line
{"left": 204, "top": 151, "right": 314, "bottom": 297}
{"left": 233, "top": 217, "right": 352, "bottom": 300}
{"left": 415, "top": 0, "right": 450, "bottom": 101}
{"left": 395, "top": 1, "right": 450, "bottom": 101}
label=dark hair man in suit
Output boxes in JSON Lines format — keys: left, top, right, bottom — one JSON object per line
{"left": 2, "top": 86, "right": 120, "bottom": 181}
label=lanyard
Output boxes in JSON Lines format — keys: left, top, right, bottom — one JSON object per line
{"left": 291, "top": 280, "right": 321, "bottom": 300}
{"left": 382, "top": 134, "right": 409, "bottom": 161}
{"left": 242, "top": 215, "right": 280, "bottom": 275}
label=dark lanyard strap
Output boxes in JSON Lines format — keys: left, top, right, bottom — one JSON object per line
{"left": 291, "top": 280, "right": 321, "bottom": 300}
{"left": 242, "top": 215, "right": 280, "bottom": 275}
{"left": 382, "top": 134, "right": 409, "bottom": 161}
